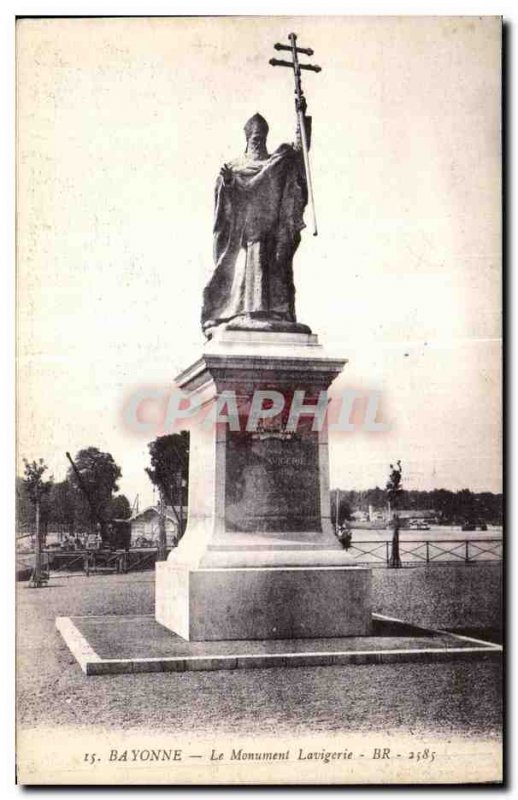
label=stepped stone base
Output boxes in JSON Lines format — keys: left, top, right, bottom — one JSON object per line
{"left": 56, "top": 613, "right": 502, "bottom": 676}
{"left": 156, "top": 562, "right": 372, "bottom": 641}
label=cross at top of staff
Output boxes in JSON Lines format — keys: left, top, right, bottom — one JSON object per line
{"left": 269, "top": 33, "right": 322, "bottom": 236}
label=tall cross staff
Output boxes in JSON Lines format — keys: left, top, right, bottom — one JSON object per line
{"left": 270, "top": 32, "right": 322, "bottom": 236}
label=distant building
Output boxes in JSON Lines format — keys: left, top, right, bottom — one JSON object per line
{"left": 367, "top": 505, "right": 386, "bottom": 522}
{"left": 396, "top": 509, "right": 436, "bottom": 521}
{"left": 130, "top": 505, "right": 187, "bottom": 547}
{"left": 364, "top": 507, "right": 437, "bottom": 524}
{"left": 351, "top": 510, "right": 369, "bottom": 522}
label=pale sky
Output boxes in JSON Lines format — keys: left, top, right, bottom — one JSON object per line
{"left": 17, "top": 16, "right": 502, "bottom": 507}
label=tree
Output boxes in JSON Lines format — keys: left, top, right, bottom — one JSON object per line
{"left": 456, "top": 488, "right": 476, "bottom": 524}
{"left": 67, "top": 448, "right": 122, "bottom": 544}
{"left": 46, "top": 480, "right": 76, "bottom": 535}
{"left": 107, "top": 494, "right": 132, "bottom": 520}
{"left": 386, "top": 460, "right": 403, "bottom": 568}
{"left": 146, "top": 432, "right": 189, "bottom": 560}
{"left": 330, "top": 490, "right": 352, "bottom": 529}
{"left": 310, "top": 485, "right": 502, "bottom": 526}
{"left": 16, "top": 477, "right": 34, "bottom": 531}
{"left": 22, "top": 458, "right": 53, "bottom": 587}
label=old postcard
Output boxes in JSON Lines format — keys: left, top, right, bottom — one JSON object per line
{"left": 16, "top": 15, "right": 502, "bottom": 785}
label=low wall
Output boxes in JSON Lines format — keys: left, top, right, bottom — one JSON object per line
{"left": 372, "top": 562, "right": 502, "bottom": 630}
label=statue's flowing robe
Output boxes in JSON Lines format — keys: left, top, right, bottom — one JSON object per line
{"left": 201, "top": 143, "right": 308, "bottom": 330}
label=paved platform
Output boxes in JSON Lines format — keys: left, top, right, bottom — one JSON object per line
{"left": 56, "top": 613, "right": 502, "bottom": 675}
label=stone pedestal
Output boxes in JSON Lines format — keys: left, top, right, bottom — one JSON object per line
{"left": 155, "top": 329, "right": 372, "bottom": 640}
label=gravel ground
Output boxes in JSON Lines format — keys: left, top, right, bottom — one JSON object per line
{"left": 372, "top": 563, "right": 502, "bottom": 630}
{"left": 17, "top": 574, "right": 502, "bottom": 738}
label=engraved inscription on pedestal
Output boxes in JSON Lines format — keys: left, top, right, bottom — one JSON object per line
{"left": 225, "top": 431, "right": 321, "bottom": 532}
